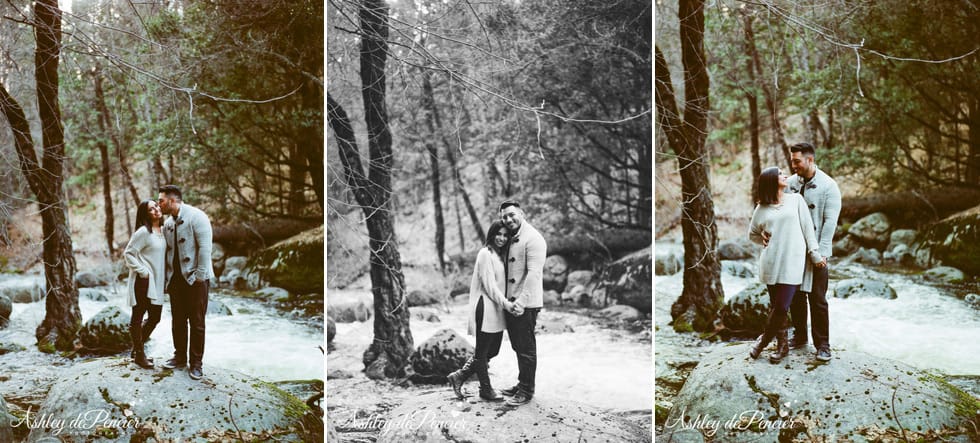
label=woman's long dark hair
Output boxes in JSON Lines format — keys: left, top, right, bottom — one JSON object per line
{"left": 757, "top": 167, "right": 781, "bottom": 205}
{"left": 134, "top": 200, "right": 155, "bottom": 233}
{"left": 484, "top": 220, "right": 509, "bottom": 256}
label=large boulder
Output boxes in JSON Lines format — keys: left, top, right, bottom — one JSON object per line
{"left": 0, "top": 294, "right": 10, "bottom": 329}
{"left": 327, "top": 291, "right": 372, "bottom": 323}
{"left": 888, "top": 229, "right": 918, "bottom": 250}
{"left": 833, "top": 279, "right": 897, "bottom": 300}
{"left": 849, "top": 247, "right": 882, "bottom": 266}
{"left": 76, "top": 270, "right": 111, "bottom": 288}
{"left": 832, "top": 235, "right": 860, "bottom": 257}
{"left": 211, "top": 242, "right": 227, "bottom": 278}
{"left": 656, "top": 249, "right": 682, "bottom": 276}
{"left": 566, "top": 270, "right": 594, "bottom": 288}
{"left": 411, "top": 307, "right": 442, "bottom": 323}
{"left": 26, "top": 358, "right": 317, "bottom": 442}
{"left": 378, "top": 391, "right": 649, "bottom": 442}
{"left": 848, "top": 212, "right": 893, "bottom": 249}
{"left": 251, "top": 226, "right": 323, "bottom": 294}
{"left": 256, "top": 286, "right": 291, "bottom": 302}
{"left": 206, "top": 299, "right": 233, "bottom": 316}
{"left": 409, "top": 328, "right": 473, "bottom": 384}
{"left": 79, "top": 287, "right": 109, "bottom": 302}
{"left": 78, "top": 306, "right": 132, "bottom": 354}
{"left": 883, "top": 243, "right": 915, "bottom": 265}
{"left": 717, "top": 238, "right": 758, "bottom": 260}
{"left": 327, "top": 317, "right": 336, "bottom": 344}
{"left": 543, "top": 289, "right": 561, "bottom": 307}
{"left": 0, "top": 277, "right": 44, "bottom": 303}
{"left": 721, "top": 260, "right": 755, "bottom": 278}
{"left": 923, "top": 266, "right": 966, "bottom": 284}
{"left": 917, "top": 209, "right": 980, "bottom": 276}
{"left": 719, "top": 283, "right": 770, "bottom": 337}
{"left": 595, "top": 304, "right": 643, "bottom": 321}
{"left": 601, "top": 247, "right": 652, "bottom": 313}
{"left": 407, "top": 290, "right": 442, "bottom": 307}
{"left": 543, "top": 254, "right": 569, "bottom": 291}
{"left": 661, "top": 346, "right": 977, "bottom": 443}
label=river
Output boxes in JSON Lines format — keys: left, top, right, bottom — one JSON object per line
{"left": 0, "top": 274, "right": 324, "bottom": 409}
{"left": 655, "top": 242, "right": 980, "bottom": 377}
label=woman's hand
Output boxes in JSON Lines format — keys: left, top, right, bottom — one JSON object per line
{"left": 815, "top": 258, "right": 827, "bottom": 268}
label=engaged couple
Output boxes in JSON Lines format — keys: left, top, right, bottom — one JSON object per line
{"left": 122, "top": 185, "right": 214, "bottom": 380}
{"left": 447, "top": 200, "right": 546, "bottom": 407}
{"left": 747, "top": 143, "right": 841, "bottom": 364}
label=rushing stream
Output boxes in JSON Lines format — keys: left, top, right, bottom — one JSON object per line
{"left": 655, "top": 242, "right": 980, "bottom": 376}
{"left": 329, "top": 291, "right": 652, "bottom": 412}
{"left": 0, "top": 274, "right": 324, "bottom": 405}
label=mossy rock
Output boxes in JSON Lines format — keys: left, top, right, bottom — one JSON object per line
{"left": 918, "top": 210, "right": 980, "bottom": 277}
{"left": 251, "top": 226, "right": 323, "bottom": 294}
{"left": 26, "top": 358, "right": 317, "bottom": 442}
{"left": 78, "top": 306, "right": 132, "bottom": 355}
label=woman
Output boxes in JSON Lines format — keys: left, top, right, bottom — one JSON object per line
{"left": 748, "top": 167, "right": 825, "bottom": 363}
{"left": 123, "top": 200, "right": 166, "bottom": 369}
{"left": 447, "top": 221, "right": 517, "bottom": 401}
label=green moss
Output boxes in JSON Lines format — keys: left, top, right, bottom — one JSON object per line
{"left": 37, "top": 341, "right": 56, "bottom": 354}
{"left": 252, "top": 380, "right": 311, "bottom": 420}
{"left": 654, "top": 403, "right": 671, "bottom": 426}
{"left": 673, "top": 320, "right": 693, "bottom": 333}
{"left": 920, "top": 373, "right": 980, "bottom": 419}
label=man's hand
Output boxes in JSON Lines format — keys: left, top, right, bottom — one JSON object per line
{"left": 815, "top": 258, "right": 827, "bottom": 269}
{"left": 761, "top": 231, "right": 771, "bottom": 247}
{"left": 509, "top": 300, "right": 525, "bottom": 316}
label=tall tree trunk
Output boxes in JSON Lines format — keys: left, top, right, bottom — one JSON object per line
{"left": 420, "top": 72, "right": 447, "bottom": 272}
{"left": 444, "top": 144, "right": 485, "bottom": 244}
{"left": 741, "top": 11, "right": 762, "bottom": 204}
{"left": 454, "top": 194, "right": 465, "bottom": 253}
{"left": 288, "top": 143, "right": 306, "bottom": 216}
{"left": 0, "top": 0, "right": 81, "bottom": 352}
{"left": 93, "top": 69, "right": 115, "bottom": 256}
{"left": 92, "top": 67, "right": 140, "bottom": 207}
{"left": 300, "top": 78, "right": 325, "bottom": 212}
{"left": 968, "top": 98, "right": 980, "bottom": 186}
{"left": 743, "top": 11, "right": 791, "bottom": 169}
{"left": 655, "top": 0, "right": 724, "bottom": 333}
{"left": 326, "top": 0, "right": 412, "bottom": 379}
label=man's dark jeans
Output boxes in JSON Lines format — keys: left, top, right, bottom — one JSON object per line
{"left": 505, "top": 307, "right": 539, "bottom": 396}
{"left": 791, "top": 265, "right": 830, "bottom": 349}
{"left": 169, "top": 277, "right": 208, "bottom": 367}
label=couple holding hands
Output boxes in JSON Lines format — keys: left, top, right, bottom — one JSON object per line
{"left": 448, "top": 200, "right": 546, "bottom": 407}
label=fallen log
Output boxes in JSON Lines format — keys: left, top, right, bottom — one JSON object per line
{"left": 212, "top": 218, "right": 322, "bottom": 246}
{"left": 840, "top": 188, "right": 980, "bottom": 224}
{"left": 449, "top": 229, "right": 651, "bottom": 268}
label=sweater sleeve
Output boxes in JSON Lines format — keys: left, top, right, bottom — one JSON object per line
{"left": 797, "top": 195, "right": 824, "bottom": 264}
{"left": 474, "top": 249, "right": 509, "bottom": 308}
{"left": 123, "top": 228, "right": 151, "bottom": 278}
{"left": 819, "top": 178, "right": 842, "bottom": 257}
{"left": 748, "top": 205, "right": 767, "bottom": 245}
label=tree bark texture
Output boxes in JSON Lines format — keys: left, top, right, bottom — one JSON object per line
{"left": 743, "top": 12, "right": 790, "bottom": 169}
{"left": 420, "top": 72, "right": 447, "bottom": 272}
{"left": 0, "top": 0, "right": 82, "bottom": 352}
{"left": 655, "top": 0, "right": 725, "bottom": 333}
{"left": 741, "top": 12, "right": 762, "bottom": 205}
{"left": 93, "top": 70, "right": 115, "bottom": 256}
{"left": 326, "top": 0, "right": 413, "bottom": 379}
{"left": 92, "top": 68, "right": 140, "bottom": 208}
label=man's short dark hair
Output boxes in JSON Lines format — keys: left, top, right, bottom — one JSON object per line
{"left": 790, "top": 142, "right": 816, "bottom": 157}
{"left": 159, "top": 185, "right": 182, "bottom": 201}
{"left": 498, "top": 200, "right": 520, "bottom": 212}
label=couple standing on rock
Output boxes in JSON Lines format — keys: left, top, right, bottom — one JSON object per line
{"left": 447, "top": 200, "right": 546, "bottom": 407}
{"left": 121, "top": 185, "right": 215, "bottom": 381}
{"left": 748, "top": 143, "right": 841, "bottom": 364}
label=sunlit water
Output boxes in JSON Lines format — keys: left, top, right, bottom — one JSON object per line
{"left": 0, "top": 275, "right": 323, "bottom": 382}
{"left": 655, "top": 243, "right": 980, "bottom": 376}
{"left": 331, "top": 298, "right": 652, "bottom": 411}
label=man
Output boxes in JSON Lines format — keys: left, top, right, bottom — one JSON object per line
{"left": 498, "top": 200, "right": 546, "bottom": 406}
{"left": 785, "top": 143, "right": 841, "bottom": 361}
{"left": 158, "top": 185, "right": 215, "bottom": 380}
